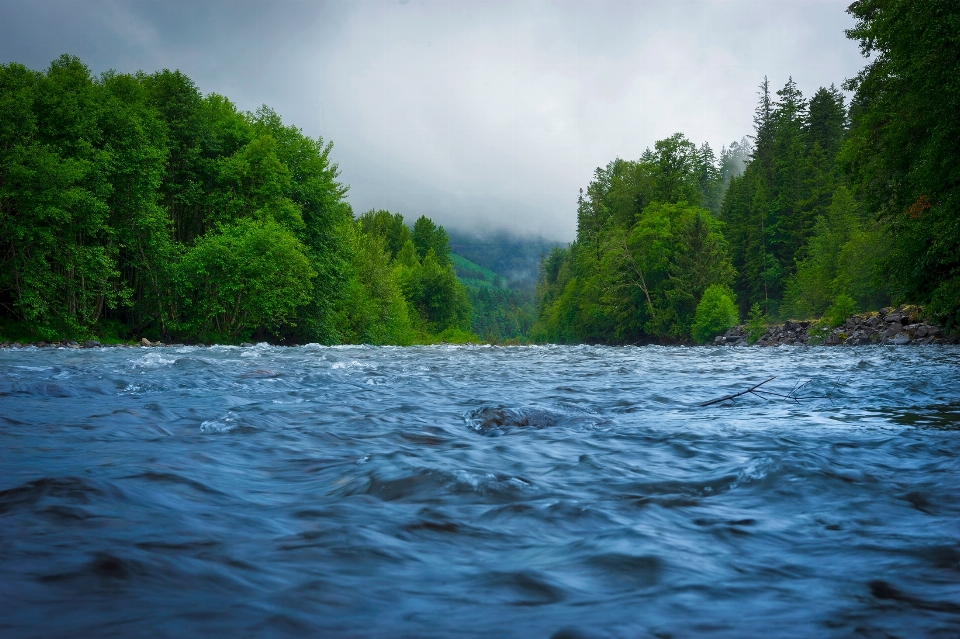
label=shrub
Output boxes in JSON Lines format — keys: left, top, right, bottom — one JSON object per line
{"left": 745, "top": 302, "right": 769, "bottom": 344}
{"left": 691, "top": 284, "right": 738, "bottom": 344}
{"left": 822, "top": 293, "right": 857, "bottom": 328}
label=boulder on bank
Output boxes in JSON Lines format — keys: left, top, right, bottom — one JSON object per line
{"left": 715, "top": 305, "right": 955, "bottom": 347}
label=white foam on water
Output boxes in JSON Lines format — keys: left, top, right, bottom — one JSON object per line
{"left": 200, "top": 412, "right": 239, "bottom": 434}
{"left": 131, "top": 351, "right": 177, "bottom": 368}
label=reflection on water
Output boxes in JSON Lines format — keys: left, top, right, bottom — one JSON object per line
{"left": 1, "top": 344, "right": 959, "bottom": 638}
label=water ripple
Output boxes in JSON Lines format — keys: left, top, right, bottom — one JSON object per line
{"left": 1, "top": 344, "right": 959, "bottom": 638}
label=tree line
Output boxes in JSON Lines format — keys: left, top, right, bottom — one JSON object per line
{"left": 0, "top": 56, "right": 472, "bottom": 344}
{"left": 532, "top": 0, "right": 959, "bottom": 343}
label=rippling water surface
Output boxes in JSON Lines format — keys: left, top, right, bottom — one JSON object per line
{"left": 1, "top": 344, "right": 959, "bottom": 638}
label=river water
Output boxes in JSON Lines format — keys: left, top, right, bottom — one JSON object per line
{"left": 1, "top": 344, "right": 958, "bottom": 638}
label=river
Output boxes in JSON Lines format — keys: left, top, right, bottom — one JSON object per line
{"left": 1, "top": 344, "right": 958, "bottom": 638}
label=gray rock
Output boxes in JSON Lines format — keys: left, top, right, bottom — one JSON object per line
{"left": 240, "top": 342, "right": 254, "bottom": 347}
{"left": 891, "top": 332, "right": 911, "bottom": 345}
{"left": 884, "top": 324, "right": 901, "bottom": 338}
{"left": 914, "top": 325, "right": 928, "bottom": 338}
{"left": 82, "top": 340, "right": 101, "bottom": 348}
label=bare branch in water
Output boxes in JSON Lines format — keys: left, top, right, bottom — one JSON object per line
{"left": 700, "top": 376, "right": 776, "bottom": 407}
{"left": 701, "top": 377, "right": 838, "bottom": 407}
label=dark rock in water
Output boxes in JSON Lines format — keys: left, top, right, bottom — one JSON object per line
{"left": 240, "top": 342, "right": 254, "bottom": 347}
{"left": 465, "top": 406, "right": 561, "bottom": 435}
{"left": 891, "top": 333, "right": 911, "bottom": 345}
{"left": 82, "top": 340, "right": 101, "bottom": 348}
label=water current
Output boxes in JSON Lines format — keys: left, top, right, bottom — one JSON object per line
{"left": 1, "top": 344, "right": 959, "bottom": 638}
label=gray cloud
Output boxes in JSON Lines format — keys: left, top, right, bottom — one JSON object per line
{"left": 0, "top": 0, "right": 864, "bottom": 240}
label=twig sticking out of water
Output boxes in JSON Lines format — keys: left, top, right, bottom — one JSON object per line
{"left": 700, "top": 376, "right": 838, "bottom": 407}
{"left": 700, "top": 376, "right": 776, "bottom": 407}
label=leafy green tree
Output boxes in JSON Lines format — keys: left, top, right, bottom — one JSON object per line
{"left": 745, "top": 302, "right": 769, "bottom": 344}
{"left": 357, "top": 209, "right": 411, "bottom": 259}
{"left": 177, "top": 218, "right": 315, "bottom": 340}
{"left": 412, "top": 215, "right": 451, "bottom": 266}
{"left": 336, "top": 225, "right": 413, "bottom": 345}
{"left": 691, "top": 285, "right": 739, "bottom": 344}
{"left": 398, "top": 249, "right": 471, "bottom": 334}
{"left": 822, "top": 293, "right": 857, "bottom": 328}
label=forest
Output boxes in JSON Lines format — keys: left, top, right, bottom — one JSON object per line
{"left": 1, "top": 2, "right": 956, "bottom": 346}
{"left": 0, "top": 58, "right": 476, "bottom": 345}
{"left": 532, "top": 0, "right": 959, "bottom": 344}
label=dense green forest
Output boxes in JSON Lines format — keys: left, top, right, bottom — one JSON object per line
{"left": 532, "top": 1, "right": 959, "bottom": 344}
{"left": 0, "top": 56, "right": 477, "bottom": 344}
{"left": 2, "top": 3, "right": 956, "bottom": 347}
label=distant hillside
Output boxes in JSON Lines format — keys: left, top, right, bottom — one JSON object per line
{"left": 447, "top": 230, "right": 565, "bottom": 291}
{"left": 450, "top": 252, "right": 536, "bottom": 342}
{"left": 451, "top": 254, "right": 501, "bottom": 289}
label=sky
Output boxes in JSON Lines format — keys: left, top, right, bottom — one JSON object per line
{"left": 0, "top": 0, "right": 866, "bottom": 240}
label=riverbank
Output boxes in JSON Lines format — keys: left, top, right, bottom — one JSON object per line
{"left": 715, "top": 305, "right": 957, "bottom": 347}
{"left": 2, "top": 305, "right": 956, "bottom": 349}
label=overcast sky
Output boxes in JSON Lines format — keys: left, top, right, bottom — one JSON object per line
{"left": 1, "top": 0, "right": 865, "bottom": 240}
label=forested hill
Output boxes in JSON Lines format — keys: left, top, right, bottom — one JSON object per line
{"left": 0, "top": 57, "right": 474, "bottom": 345}
{"left": 448, "top": 230, "right": 563, "bottom": 291}
{"left": 447, "top": 231, "right": 563, "bottom": 343}
{"left": 533, "top": 1, "right": 960, "bottom": 344}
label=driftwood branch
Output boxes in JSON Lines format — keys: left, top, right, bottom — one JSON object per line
{"left": 701, "top": 376, "right": 839, "bottom": 407}
{"left": 700, "top": 376, "right": 776, "bottom": 407}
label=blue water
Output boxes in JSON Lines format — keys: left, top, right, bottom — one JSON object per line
{"left": 1, "top": 344, "right": 959, "bottom": 638}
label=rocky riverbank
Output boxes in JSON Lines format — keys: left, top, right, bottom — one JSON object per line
{"left": 0, "top": 337, "right": 196, "bottom": 349}
{"left": 715, "top": 305, "right": 956, "bottom": 347}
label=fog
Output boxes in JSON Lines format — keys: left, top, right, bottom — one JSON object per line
{"left": 0, "top": 0, "right": 865, "bottom": 240}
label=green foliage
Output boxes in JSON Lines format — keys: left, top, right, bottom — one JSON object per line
{"left": 783, "top": 186, "right": 886, "bottom": 318}
{"left": 534, "top": 133, "right": 739, "bottom": 344}
{"left": 822, "top": 293, "right": 857, "bottom": 328}
{"left": 412, "top": 216, "right": 451, "bottom": 267}
{"left": 533, "top": 152, "right": 737, "bottom": 344}
{"left": 398, "top": 249, "right": 471, "bottom": 334}
{"left": 357, "top": 209, "right": 411, "bottom": 260}
{"left": 0, "top": 56, "right": 469, "bottom": 344}
{"left": 745, "top": 302, "right": 769, "bottom": 344}
{"left": 843, "top": 0, "right": 960, "bottom": 330}
{"left": 450, "top": 253, "right": 534, "bottom": 342}
{"left": 720, "top": 77, "right": 849, "bottom": 318}
{"left": 177, "top": 218, "right": 315, "bottom": 340}
{"left": 691, "top": 285, "right": 739, "bottom": 344}
{"left": 335, "top": 225, "right": 414, "bottom": 345}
